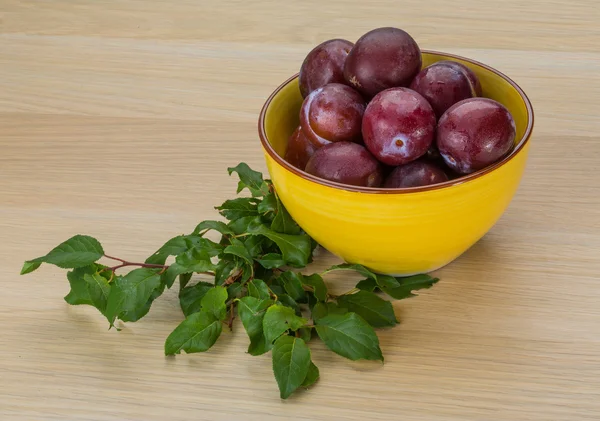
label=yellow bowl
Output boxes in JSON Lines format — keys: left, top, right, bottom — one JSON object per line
{"left": 258, "top": 51, "right": 534, "bottom": 275}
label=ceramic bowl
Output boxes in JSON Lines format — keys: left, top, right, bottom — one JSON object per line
{"left": 258, "top": 51, "right": 534, "bottom": 275}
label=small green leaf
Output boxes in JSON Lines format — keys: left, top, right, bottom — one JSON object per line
{"left": 380, "top": 274, "right": 439, "bottom": 300}
{"left": 192, "top": 220, "right": 234, "bottom": 236}
{"left": 302, "top": 274, "right": 327, "bottom": 302}
{"left": 179, "top": 272, "right": 193, "bottom": 290}
{"left": 298, "top": 327, "right": 313, "bottom": 343}
{"left": 179, "top": 282, "right": 214, "bottom": 317}
{"left": 161, "top": 263, "right": 188, "bottom": 289}
{"left": 146, "top": 235, "right": 222, "bottom": 265}
{"left": 271, "top": 196, "right": 301, "bottom": 235}
{"left": 355, "top": 278, "right": 378, "bottom": 292}
{"left": 20, "top": 260, "right": 41, "bottom": 275}
{"left": 301, "top": 361, "right": 320, "bottom": 388}
{"left": 248, "top": 222, "right": 311, "bottom": 268}
{"left": 277, "top": 294, "right": 300, "bottom": 312}
{"left": 263, "top": 305, "right": 308, "bottom": 345}
{"left": 321, "top": 263, "right": 377, "bottom": 280}
{"left": 104, "top": 268, "right": 162, "bottom": 326}
{"left": 243, "top": 236, "right": 265, "bottom": 258}
{"left": 258, "top": 192, "right": 278, "bottom": 214}
{"left": 200, "top": 286, "right": 228, "bottom": 321}
{"left": 64, "top": 264, "right": 105, "bottom": 305}
{"left": 164, "top": 311, "right": 222, "bottom": 355}
{"left": 227, "top": 163, "right": 269, "bottom": 197}
{"left": 26, "top": 235, "right": 104, "bottom": 269}
{"left": 256, "top": 253, "right": 286, "bottom": 269}
{"left": 84, "top": 273, "right": 111, "bottom": 313}
{"left": 223, "top": 239, "right": 253, "bottom": 267}
{"left": 279, "top": 271, "right": 307, "bottom": 302}
{"left": 214, "top": 256, "right": 238, "bottom": 286}
{"left": 227, "top": 282, "right": 243, "bottom": 300}
{"left": 375, "top": 274, "right": 401, "bottom": 290}
{"left": 237, "top": 296, "right": 274, "bottom": 356}
{"left": 216, "top": 198, "right": 259, "bottom": 221}
{"left": 272, "top": 335, "right": 311, "bottom": 399}
{"left": 175, "top": 247, "right": 216, "bottom": 273}
{"left": 311, "top": 302, "right": 347, "bottom": 323}
{"left": 337, "top": 291, "right": 397, "bottom": 327}
{"left": 247, "top": 279, "right": 271, "bottom": 300}
{"left": 227, "top": 216, "right": 262, "bottom": 235}
{"left": 315, "top": 312, "right": 383, "bottom": 361}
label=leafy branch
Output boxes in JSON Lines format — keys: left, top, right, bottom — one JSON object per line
{"left": 21, "top": 162, "right": 439, "bottom": 399}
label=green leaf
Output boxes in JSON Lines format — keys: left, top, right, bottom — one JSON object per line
{"left": 315, "top": 313, "right": 383, "bottom": 361}
{"left": 227, "top": 163, "right": 269, "bottom": 197}
{"left": 263, "top": 305, "right": 307, "bottom": 345}
{"left": 322, "top": 263, "right": 377, "bottom": 280}
{"left": 256, "top": 253, "right": 286, "bottom": 269}
{"left": 355, "top": 278, "right": 378, "bottom": 292}
{"left": 214, "top": 255, "right": 238, "bottom": 286}
{"left": 243, "top": 236, "right": 266, "bottom": 258}
{"left": 380, "top": 274, "right": 439, "bottom": 300}
{"left": 164, "top": 311, "right": 222, "bottom": 355}
{"left": 84, "top": 273, "right": 111, "bottom": 313}
{"left": 223, "top": 239, "right": 253, "bottom": 267}
{"left": 179, "top": 282, "right": 214, "bottom": 317}
{"left": 227, "top": 216, "right": 262, "bottom": 235}
{"left": 179, "top": 272, "right": 193, "bottom": 290}
{"left": 161, "top": 263, "right": 188, "bottom": 290}
{"left": 279, "top": 271, "right": 307, "bottom": 302}
{"left": 192, "top": 220, "right": 234, "bottom": 236}
{"left": 301, "top": 361, "right": 320, "bottom": 388}
{"left": 247, "top": 279, "right": 271, "bottom": 300}
{"left": 277, "top": 294, "right": 300, "bottom": 312}
{"left": 271, "top": 196, "right": 301, "bottom": 235}
{"left": 237, "top": 296, "right": 274, "bottom": 356}
{"left": 175, "top": 247, "right": 216, "bottom": 273}
{"left": 298, "top": 327, "right": 313, "bottom": 343}
{"left": 20, "top": 261, "right": 41, "bottom": 275}
{"left": 337, "top": 291, "right": 397, "bottom": 327}
{"left": 258, "top": 192, "right": 278, "bottom": 214}
{"left": 311, "top": 302, "right": 347, "bottom": 322}
{"left": 25, "top": 235, "right": 103, "bottom": 269}
{"left": 248, "top": 223, "right": 311, "bottom": 268}
{"left": 302, "top": 274, "right": 327, "bottom": 302}
{"left": 104, "top": 268, "right": 162, "bottom": 326}
{"left": 227, "top": 282, "right": 243, "bottom": 300}
{"left": 146, "top": 235, "right": 222, "bottom": 265}
{"left": 272, "top": 336, "right": 311, "bottom": 399}
{"left": 64, "top": 264, "right": 106, "bottom": 305}
{"left": 216, "top": 198, "right": 259, "bottom": 221}
{"left": 200, "top": 286, "right": 228, "bottom": 321}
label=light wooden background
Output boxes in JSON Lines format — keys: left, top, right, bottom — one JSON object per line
{"left": 1, "top": 1, "right": 599, "bottom": 420}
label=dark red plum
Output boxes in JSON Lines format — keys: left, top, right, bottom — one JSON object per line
{"left": 344, "top": 27, "right": 421, "bottom": 98}
{"left": 437, "top": 98, "right": 516, "bottom": 174}
{"left": 284, "top": 126, "right": 318, "bottom": 170}
{"left": 305, "top": 142, "right": 384, "bottom": 187}
{"left": 410, "top": 60, "right": 482, "bottom": 118}
{"left": 383, "top": 160, "right": 449, "bottom": 188}
{"left": 300, "top": 83, "right": 365, "bottom": 148}
{"left": 362, "top": 87, "right": 436, "bottom": 166}
{"left": 299, "top": 39, "right": 354, "bottom": 98}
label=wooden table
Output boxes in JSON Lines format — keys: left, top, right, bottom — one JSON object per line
{"left": 1, "top": 1, "right": 599, "bottom": 420}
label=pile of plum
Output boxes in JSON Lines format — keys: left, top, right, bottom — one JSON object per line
{"left": 283, "top": 27, "right": 517, "bottom": 188}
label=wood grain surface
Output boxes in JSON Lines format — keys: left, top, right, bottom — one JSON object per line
{"left": 1, "top": 1, "right": 599, "bottom": 420}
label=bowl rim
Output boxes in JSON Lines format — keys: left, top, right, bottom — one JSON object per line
{"left": 257, "top": 49, "right": 534, "bottom": 194}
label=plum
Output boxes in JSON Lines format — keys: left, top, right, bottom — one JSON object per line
{"left": 383, "top": 160, "right": 448, "bottom": 188}
{"left": 299, "top": 39, "right": 354, "bottom": 98}
{"left": 304, "top": 141, "right": 383, "bottom": 187}
{"left": 284, "top": 126, "right": 318, "bottom": 170}
{"left": 362, "top": 87, "right": 436, "bottom": 166}
{"left": 410, "top": 60, "right": 482, "bottom": 118}
{"left": 300, "top": 83, "right": 366, "bottom": 147}
{"left": 437, "top": 98, "right": 516, "bottom": 174}
{"left": 344, "top": 27, "right": 421, "bottom": 98}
